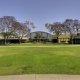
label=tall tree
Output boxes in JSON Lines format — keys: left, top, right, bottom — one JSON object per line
{"left": 73, "top": 19, "right": 80, "bottom": 35}
{"left": 12, "top": 21, "right": 32, "bottom": 43}
{"left": 0, "top": 16, "right": 16, "bottom": 44}
{"left": 0, "top": 16, "right": 35, "bottom": 44}
{"left": 24, "top": 21, "right": 35, "bottom": 29}
{"left": 45, "top": 22, "right": 64, "bottom": 43}
{"left": 63, "top": 19, "right": 76, "bottom": 44}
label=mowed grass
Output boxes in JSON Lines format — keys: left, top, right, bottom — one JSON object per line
{"left": 7, "top": 43, "right": 55, "bottom": 46}
{"left": 6, "top": 42, "right": 70, "bottom": 46}
{"left": 0, "top": 43, "right": 80, "bottom": 75}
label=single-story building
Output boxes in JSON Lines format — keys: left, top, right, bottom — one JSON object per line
{"left": 52, "top": 34, "right": 70, "bottom": 43}
{"left": 0, "top": 31, "right": 80, "bottom": 44}
{"left": 26, "top": 31, "right": 52, "bottom": 42}
{"left": 0, "top": 36, "right": 27, "bottom": 44}
{"left": 69, "top": 36, "right": 80, "bottom": 44}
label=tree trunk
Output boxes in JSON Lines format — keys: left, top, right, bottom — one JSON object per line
{"left": 19, "top": 39, "right": 21, "bottom": 44}
{"left": 71, "top": 36, "right": 73, "bottom": 44}
{"left": 18, "top": 37, "right": 21, "bottom": 44}
{"left": 4, "top": 38, "right": 7, "bottom": 45}
{"left": 57, "top": 35, "right": 59, "bottom": 43}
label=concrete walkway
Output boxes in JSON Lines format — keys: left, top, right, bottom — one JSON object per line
{"left": 0, "top": 74, "right": 80, "bottom": 80}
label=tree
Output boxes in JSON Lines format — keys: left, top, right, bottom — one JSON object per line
{"left": 0, "top": 16, "right": 16, "bottom": 44}
{"left": 35, "top": 32, "right": 41, "bottom": 38}
{"left": 12, "top": 21, "right": 34, "bottom": 43}
{"left": 73, "top": 19, "right": 80, "bottom": 35}
{"left": 0, "top": 16, "right": 35, "bottom": 44}
{"left": 24, "top": 21, "right": 35, "bottom": 29}
{"left": 63, "top": 19, "right": 80, "bottom": 44}
{"left": 34, "top": 32, "right": 41, "bottom": 42}
{"left": 45, "top": 22, "right": 64, "bottom": 43}
{"left": 20, "top": 22, "right": 31, "bottom": 42}
{"left": 12, "top": 21, "right": 26, "bottom": 43}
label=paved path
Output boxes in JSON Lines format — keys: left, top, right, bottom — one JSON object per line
{"left": 0, "top": 74, "right": 80, "bottom": 80}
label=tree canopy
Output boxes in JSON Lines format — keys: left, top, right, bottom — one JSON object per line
{"left": 0, "top": 16, "right": 35, "bottom": 44}
{"left": 45, "top": 19, "right": 80, "bottom": 43}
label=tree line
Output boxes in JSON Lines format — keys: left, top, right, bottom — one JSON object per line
{"left": 0, "top": 16, "right": 80, "bottom": 44}
{"left": 45, "top": 19, "right": 80, "bottom": 44}
{"left": 0, "top": 16, "right": 35, "bottom": 44}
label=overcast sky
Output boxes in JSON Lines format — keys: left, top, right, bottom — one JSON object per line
{"left": 0, "top": 0, "right": 80, "bottom": 32}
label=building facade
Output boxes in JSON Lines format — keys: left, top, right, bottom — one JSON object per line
{"left": 26, "top": 31, "right": 52, "bottom": 41}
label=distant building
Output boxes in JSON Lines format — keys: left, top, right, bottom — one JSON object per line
{"left": 52, "top": 34, "right": 70, "bottom": 43}
{"left": 0, "top": 36, "right": 27, "bottom": 44}
{"left": 26, "top": 31, "right": 52, "bottom": 41}
{"left": 0, "top": 31, "right": 80, "bottom": 44}
{"left": 70, "top": 36, "right": 80, "bottom": 44}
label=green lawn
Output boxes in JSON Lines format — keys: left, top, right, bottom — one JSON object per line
{"left": 6, "top": 42, "right": 71, "bottom": 46}
{"left": 0, "top": 43, "right": 80, "bottom": 75}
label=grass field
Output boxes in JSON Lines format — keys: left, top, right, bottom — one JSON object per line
{"left": 0, "top": 43, "right": 80, "bottom": 75}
